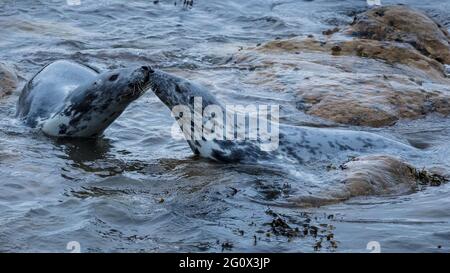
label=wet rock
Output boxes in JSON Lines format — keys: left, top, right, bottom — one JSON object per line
{"left": 338, "top": 155, "right": 418, "bottom": 196}
{"left": 230, "top": 5, "right": 450, "bottom": 127}
{"left": 0, "top": 63, "right": 18, "bottom": 98}
{"left": 337, "top": 39, "right": 445, "bottom": 79}
{"left": 257, "top": 37, "right": 446, "bottom": 79}
{"left": 255, "top": 37, "right": 328, "bottom": 53}
{"left": 349, "top": 5, "right": 450, "bottom": 64}
{"left": 332, "top": 155, "right": 448, "bottom": 198}
{"left": 289, "top": 155, "right": 448, "bottom": 206}
{"left": 335, "top": 155, "right": 447, "bottom": 198}
{"left": 331, "top": 45, "right": 342, "bottom": 56}
{"left": 322, "top": 27, "right": 340, "bottom": 36}
{"left": 296, "top": 73, "right": 450, "bottom": 127}
{"left": 234, "top": 37, "right": 450, "bottom": 127}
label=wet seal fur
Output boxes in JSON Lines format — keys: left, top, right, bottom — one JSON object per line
{"left": 148, "top": 69, "right": 416, "bottom": 163}
{"left": 17, "top": 60, "right": 152, "bottom": 138}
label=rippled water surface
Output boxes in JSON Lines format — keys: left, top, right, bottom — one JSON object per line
{"left": 1, "top": 0, "right": 450, "bottom": 252}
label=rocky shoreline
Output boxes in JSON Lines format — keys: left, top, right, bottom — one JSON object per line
{"left": 233, "top": 5, "right": 450, "bottom": 128}
{"left": 231, "top": 5, "right": 450, "bottom": 202}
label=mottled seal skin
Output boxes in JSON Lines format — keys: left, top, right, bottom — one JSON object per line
{"left": 17, "top": 60, "right": 152, "bottom": 138}
{"left": 148, "top": 69, "right": 415, "bottom": 163}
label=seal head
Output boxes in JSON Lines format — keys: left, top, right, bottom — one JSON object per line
{"left": 148, "top": 69, "right": 269, "bottom": 162}
{"left": 42, "top": 65, "right": 152, "bottom": 137}
{"left": 148, "top": 69, "right": 220, "bottom": 109}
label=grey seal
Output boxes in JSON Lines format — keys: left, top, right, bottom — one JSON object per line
{"left": 147, "top": 69, "right": 416, "bottom": 163}
{"left": 17, "top": 60, "right": 152, "bottom": 138}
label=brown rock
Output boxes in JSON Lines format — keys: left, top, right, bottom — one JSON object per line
{"left": 349, "top": 5, "right": 450, "bottom": 64}
{"left": 257, "top": 37, "right": 446, "bottom": 79}
{"left": 338, "top": 155, "right": 418, "bottom": 196}
{"left": 0, "top": 63, "right": 18, "bottom": 98}
{"left": 334, "top": 155, "right": 448, "bottom": 198}
{"left": 231, "top": 4, "right": 450, "bottom": 127}
{"left": 296, "top": 73, "right": 450, "bottom": 127}
{"left": 323, "top": 27, "right": 340, "bottom": 36}
{"left": 338, "top": 39, "right": 445, "bottom": 79}
{"left": 331, "top": 45, "right": 342, "bottom": 56}
{"left": 256, "top": 37, "right": 327, "bottom": 53}
{"left": 235, "top": 36, "right": 450, "bottom": 127}
{"left": 288, "top": 155, "right": 448, "bottom": 207}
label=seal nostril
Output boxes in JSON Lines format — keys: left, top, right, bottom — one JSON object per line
{"left": 141, "top": 65, "right": 154, "bottom": 74}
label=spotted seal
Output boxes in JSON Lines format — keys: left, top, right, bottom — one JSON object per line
{"left": 147, "top": 69, "right": 416, "bottom": 163}
{"left": 16, "top": 60, "right": 152, "bottom": 137}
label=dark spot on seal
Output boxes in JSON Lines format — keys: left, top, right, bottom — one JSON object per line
{"left": 101, "top": 103, "right": 109, "bottom": 111}
{"left": 58, "top": 124, "right": 68, "bottom": 135}
{"left": 109, "top": 74, "right": 119, "bottom": 81}
{"left": 213, "top": 140, "right": 234, "bottom": 149}
{"left": 193, "top": 148, "right": 199, "bottom": 154}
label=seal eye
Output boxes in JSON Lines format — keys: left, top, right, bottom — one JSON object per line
{"left": 109, "top": 74, "right": 119, "bottom": 81}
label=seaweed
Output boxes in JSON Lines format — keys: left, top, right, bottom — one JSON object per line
{"left": 411, "top": 167, "right": 449, "bottom": 187}
{"left": 263, "top": 209, "right": 338, "bottom": 251}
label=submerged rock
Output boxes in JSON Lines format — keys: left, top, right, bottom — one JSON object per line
{"left": 0, "top": 63, "right": 18, "bottom": 98}
{"left": 289, "top": 155, "right": 448, "bottom": 207}
{"left": 349, "top": 5, "right": 450, "bottom": 64}
{"left": 334, "top": 155, "right": 447, "bottom": 198}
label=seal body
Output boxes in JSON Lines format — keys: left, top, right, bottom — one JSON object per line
{"left": 17, "top": 60, "right": 152, "bottom": 137}
{"left": 148, "top": 69, "right": 415, "bottom": 163}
